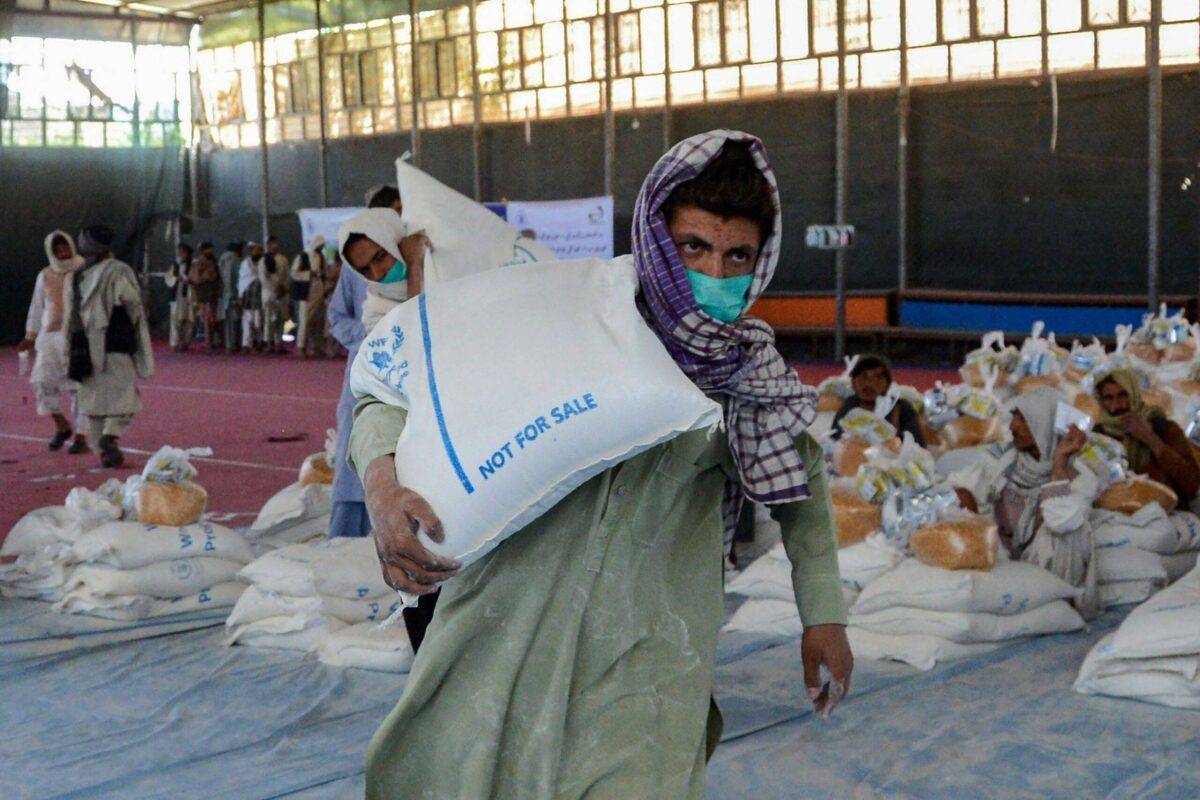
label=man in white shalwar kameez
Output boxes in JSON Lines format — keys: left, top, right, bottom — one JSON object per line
{"left": 69, "top": 226, "right": 154, "bottom": 468}
{"left": 19, "top": 231, "right": 88, "bottom": 453}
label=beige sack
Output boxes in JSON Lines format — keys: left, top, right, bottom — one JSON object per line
{"left": 1096, "top": 477, "right": 1178, "bottom": 516}
{"left": 910, "top": 514, "right": 999, "bottom": 571}
{"left": 817, "top": 393, "right": 845, "bottom": 413}
{"left": 941, "top": 415, "right": 1003, "bottom": 450}
{"left": 299, "top": 453, "right": 335, "bottom": 486}
{"left": 1015, "top": 375, "right": 1061, "bottom": 395}
{"left": 1163, "top": 340, "right": 1196, "bottom": 363}
{"left": 1141, "top": 388, "right": 1172, "bottom": 414}
{"left": 831, "top": 481, "right": 882, "bottom": 547}
{"left": 832, "top": 437, "right": 900, "bottom": 478}
{"left": 960, "top": 363, "right": 1009, "bottom": 389}
{"left": 137, "top": 481, "right": 208, "bottom": 527}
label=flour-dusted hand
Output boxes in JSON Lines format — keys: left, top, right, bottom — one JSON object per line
{"left": 801, "top": 623, "right": 854, "bottom": 720}
{"left": 364, "top": 454, "right": 459, "bottom": 594}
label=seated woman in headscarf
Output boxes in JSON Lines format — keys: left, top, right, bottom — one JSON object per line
{"left": 829, "top": 353, "right": 925, "bottom": 446}
{"left": 951, "top": 389, "right": 1099, "bottom": 617}
{"left": 349, "top": 132, "right": 852, "bottom": 800}
{"left": 1094, "top": 368, "right": 1200, "bottom": 508}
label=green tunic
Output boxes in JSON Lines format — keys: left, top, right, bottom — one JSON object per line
{"left": 349, "top": 397, "right": 845, "bottom": 800}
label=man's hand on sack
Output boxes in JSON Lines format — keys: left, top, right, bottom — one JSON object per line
{"left": 364, "top": 454, "right": 459, "bottom": 595}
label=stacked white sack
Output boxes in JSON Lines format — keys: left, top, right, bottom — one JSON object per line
{"left": 0, "top": 482, "right": 124, "bottom": 601}
{"left": 726, "top": 539, "right": 902, "bottom": 614}
{"left": 318, "top": 622, "right": 414, "bottom": 673}
{"left": 246, "top": 482, "right": 331, "bottom": 550}
{"left": 845, "top": 555, "right": 1085, "bottom": 669}
{"left": 1091, "top": 504, "right": 1200, "bottom": 608}
{"left": 226, "top": 537, "right": 401, "bottom": 655}
{"left": 1075, "top": 565, "right": 1200, "bottom": 709}
{"left": 54, "top": 520, "right": 252, "bottom": 620}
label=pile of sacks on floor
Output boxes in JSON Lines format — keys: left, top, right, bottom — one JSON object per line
{"left": 0, "top": 447, "right": 252, "bottom": 619}
{"left": 243, "top": 436, "right": 336, "bottom": 550}
{"left": 225, "top": 536, "right": 414, "bottom": 673}
{"left": 1075, "top": 564, "right": 1200, "bottom": 709}
{"left": 1091, "top": 502, "right": 1200, "bottom": 609}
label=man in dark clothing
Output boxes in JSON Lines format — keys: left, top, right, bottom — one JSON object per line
{"left": 830, "top": 354, "right": 926, "bottom": 447}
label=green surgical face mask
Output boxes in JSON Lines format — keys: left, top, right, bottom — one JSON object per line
{"left": 685, "top": 270, "right": 754, "bottom": 323}
{"left": 379, "top": 259, "right": 408, "bottom": 284}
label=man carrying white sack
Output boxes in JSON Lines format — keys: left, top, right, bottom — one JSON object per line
{"left": 349, "top": 131, "right": 851, "bottom": 799}
{"left": 19, "top": 230, "right": 89, "bottom": 454}
{"left": 953, "top": 388, "right": 1100, "bottom": 617}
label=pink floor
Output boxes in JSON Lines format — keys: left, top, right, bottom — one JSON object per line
{"left": 0, "top": 343, "right": 954, "bottom": 542}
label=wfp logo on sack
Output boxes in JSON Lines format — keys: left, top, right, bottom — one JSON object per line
{"left": 367, "top": 325, "right": 411, "bottom": 397}
{"left": 170, "top": 560, "right": 196, "bottom": 581}
{"left": 499, "top": 237, "right": 542, "bottom": 269}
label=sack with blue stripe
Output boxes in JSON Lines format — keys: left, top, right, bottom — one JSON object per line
{"left": 350, "top": 257, "right": 722, "bottom": 566}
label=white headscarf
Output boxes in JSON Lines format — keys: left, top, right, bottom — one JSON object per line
{"left": 44, "top": 230, "right": 85, "bottom": 274}
{"left": 338, "top": 208, "right": 410, "bottom": 329}
{"left": 1006, "top": 388, "right": 1060, "bottom": 555}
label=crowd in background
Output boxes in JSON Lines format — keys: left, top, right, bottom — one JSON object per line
{"left": 165, "top": 236, "right": 346, "bottom": 358}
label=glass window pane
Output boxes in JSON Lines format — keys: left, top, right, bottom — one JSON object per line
{"left": 502, "top": 30, "right": 523, "bottom": 88}
{"left": 977, "top": 0, "right": 1006, "bottom": 35}
{"left": 1165, "top": 0, "right": 1200, "bottom": 21}
{"left": 779, "top": 0, "right": 809, "bottom": 58}
{"left": 747, "top": 0, "right": 778, "bottom": 61}
{"left": 813, "top": 0, "right": 837, "bottom": 53}
{"left": 846, "top": 0, "right": 869, "bottom": 49}
{"left": 996, "top": 35, "right": 1042, "bottom": 74}
{"left": 1162, "top": 21, "right": 1200, "bottom": 63}
{"left": 871, "top": 0, "right": 901, "bottom": 49}
{"left": 942, "top": 0, "right": 971, "bottom": 40}
{"left": 697, "top": 2, "right": 723, "bottom": 65}
{"left": 1097, "top": 26, "right": 1145, "bottom": 67}
{"left": 1089, "top": 0, "right": 1121, "bottom": 25}
{"left": 1128, "top": 0, "right": 1151, "bottom": 22}
{"left": 1047, "top": 0, "right": 1082, "bottom": 31}
{"left": 618, "top": 12, "right": 642, "bottom": 74}
{"left": 523, "top": 28, "right": 545, "bottom": 86}
{"left": 418, "top": 43, "right": 438, "bottom": 99}
{"left": 669, "top": 4, "right": 697, "bottom": 68}
{"left": 437, "top": 40, "right": 458, "bottom": 97}
{"left": 342, "top": 54, "right": 361, "bottom": 105}
{"left": 1047, "top": 31, "right": 1094, "bottom": 71}
{"left": 950, "top": 40, "right": 994, "bottom": 79}
{"left": 640, "top": 8, "right": 667, "bottom": 72}
{"left": 725, "top": 0, "right": 750, "bottom": 62}
{"left": 1008, "top": 0, "right": 1043, "bottom": 35}
{"left": 906, "top": 0, "right": 938, "bottom": 46}
{"left": 570, "top": 20, "right": 595, "bottom": 79}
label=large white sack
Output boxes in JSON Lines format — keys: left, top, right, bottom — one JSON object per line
{"left": 1091, "top": 505, "right": 1199, "bottom": 555}
{"left": 71, "top": 521, "right": 254, "bottom": 569}
{"left": 248, "top": 482, "right": 330, "bottom": 539}
{"left": 1099, "top": 579, "right": 1159, "bottom": 609}
{"left": 1074, "top": 632, "right": 1200, "bottom": 709}
{"left": 237, "top": 543, "right": 322, "bottom": 597}
{"left": 394, "top": 158, "right": 553, "bottom": 288}
{"left": 0, "top": 545, "right": 74, "bottom": 600}
{"left": 727, "top": 540, "right": 901, "bottom": 603}
{"left": 846, "top": 627, "right": 1007, "bottom": 672}
{"left": 837, "top": 539, "right": 906, "bottom": 591}
{"left": 934, "top": 445, "right": 1000, "bottom": 478}
{"left": 226, "top": 584, "right": 322, "bottom": 627}
{"left": 723, "top": 598, "right": 803, "bottom": 638}
{"left": 350, "top": 258, "right": 722, "bottom": 567}
{"left": 309, "top": 536, "right": 392, "bottom": 600}
{"left": 1, "top": 506, "right": 78, "bottom": 557}
{"left": 849, "top": 599, "right": 1083, "bottom": 644}
{"left": 227, "top": 583, "right": 401, "bottom": 627}
{"left": 1162, "top": 551, "right": 1199, "bottom": 582}
{"left": 55, "top": 581, "right": 244, "bottom": 621}
{"left": 1104, "top": 566, "right": 1200, "bottom": 660}
{"left": 65, "top": 557, "right": 244, "bottom": 599}
{"left": 226, "top": 612, "right": 344, "bottom": 652}
{"left": 851, "top": 558, "right": 1079, "bottom": 616}
{"left": 318, "top": 621, "right": 415, "bottom": 673}
{"left": 1095, "top": 546, "right": 1168, "bottom": 584}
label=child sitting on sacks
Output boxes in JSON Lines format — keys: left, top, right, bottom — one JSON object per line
{"left": 349, "top": 131, "right": 853, "bottom": 800}
{"left": 951, "top": 388, "right": 1100, "bottom": 617}
{"left": 830, "top": 353, "right": 926, "bottom": 447}
{"left": 1093, "top": 368, "right": 1200, "bottom": 509}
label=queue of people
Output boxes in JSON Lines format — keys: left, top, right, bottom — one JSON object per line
{"left": 167, "top": 235, "right": 345, "bottom": 357}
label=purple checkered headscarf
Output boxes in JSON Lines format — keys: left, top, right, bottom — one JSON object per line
{"left": 633, "top": 130, "right": 819, "bottom": 543}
